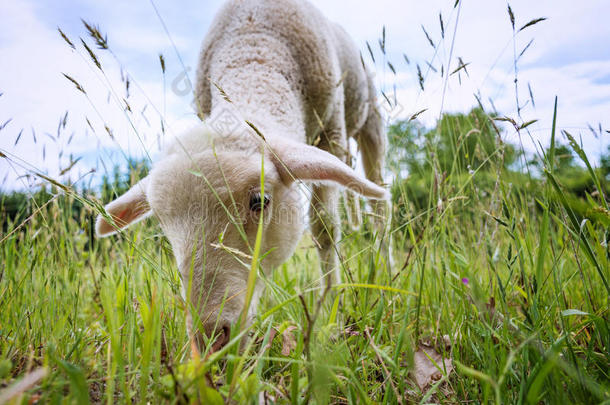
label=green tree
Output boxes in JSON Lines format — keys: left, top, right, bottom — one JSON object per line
{"left": 387, "top": 108, "right": 516, "bottom": 177}
{"left": 100, "top": 157, "right": 149, "bottom": 202}
{"left": 387, "top": 108, "right": 609, "bottom": 233}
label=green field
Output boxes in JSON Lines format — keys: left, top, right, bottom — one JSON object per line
{"left": 1, "top": 3, "right": 610, "bottom": 404}
{"left": 1, "top": 102, "right": 609, "bottom": 403}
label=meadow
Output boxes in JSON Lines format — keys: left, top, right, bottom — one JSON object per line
{"left": 1, "top": 2, "right": 609, "bottom": 404}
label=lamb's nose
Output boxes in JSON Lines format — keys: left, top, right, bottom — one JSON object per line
{"left": 211, "top": 323, "right": 231, "bottom": 352}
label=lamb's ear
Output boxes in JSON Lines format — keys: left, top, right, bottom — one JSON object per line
{"left": 269, "top": 139, "right": 389, "bottom": 200}
{"left": 95, "top": 177, "right": 152, "bottom": 237}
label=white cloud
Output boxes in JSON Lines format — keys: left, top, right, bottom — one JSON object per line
{"left": 382, "top": 58, "right": 610, "bottom": 160}
{"left": 345, "top": 0, "right": 610, "bottom": 160}
{"left": 0, "top": 0, "right": 200, "bottom": 190}
{"left": 1, "top": 0, "right": 608, "bottom": 191}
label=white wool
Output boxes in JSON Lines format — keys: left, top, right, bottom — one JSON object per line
{"left": 195, "top": 0, "right": 378, "bottom": 144}
{"left": 96, "top": 0, "right": 390, "bottom": 349}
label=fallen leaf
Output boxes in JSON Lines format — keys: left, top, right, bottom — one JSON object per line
{"left": 412, "top": 343, "right": 453, "bottom": 390}
{"left": 281, "top": 326, "right": 297, "bottom": 356}
{"left": 262, "top": 328, "right": 278, "bottom": 351}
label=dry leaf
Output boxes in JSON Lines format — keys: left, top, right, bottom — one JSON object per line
{"left": 263, "top": 328, "right": 278, "bottom": 351}
{"left": 254, "top": 328, "right": 278, "bottom": 352}
{"left": 281, "top": 326, "right": 297, "bottom": 356}
{"left": 413, "top": 343, "right": 453, "bottom": 390}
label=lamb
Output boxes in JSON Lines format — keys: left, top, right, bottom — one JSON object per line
{"left": 96, "top": 0, "right": 390, "bottom": 350}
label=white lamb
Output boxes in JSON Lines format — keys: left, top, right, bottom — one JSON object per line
{"left": 96, "top": 0, "right": 390, "bottom": 350}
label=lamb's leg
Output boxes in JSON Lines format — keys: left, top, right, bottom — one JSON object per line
{"left": 356, "top": 107, "right": 393, "bottom": 270}
{"left": 343, "top": 150, "right": 362, "bottom": 230}
{"left": 309, "top": 108, "right": 348, "bottom": 290}
{"left": 310, "top": 183, "right": 341, "bottom": 289}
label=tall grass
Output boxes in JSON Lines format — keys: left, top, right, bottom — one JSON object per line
{"left": 1, "top": 1, "right": 609, "bottom": 404}
{"left": 1, "top": 108, "right": 608, "bottom": 403}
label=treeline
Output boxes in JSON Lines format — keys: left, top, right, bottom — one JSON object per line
{"left": 388, "top": 108, "right": 610, "bottom": 233}
{"left": 0, "top": 158, "right": 149, "bottom": 233}
{"left": 2, "top": 108, "right": 609, "bottom": 235}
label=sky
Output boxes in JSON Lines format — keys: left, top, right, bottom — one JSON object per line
{"left": 1, "top": 0, "right": 609, "bottom": 191}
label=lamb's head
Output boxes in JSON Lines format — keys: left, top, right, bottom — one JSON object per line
{"left": 95, "top": 126, "right": 388, "bottom": 348}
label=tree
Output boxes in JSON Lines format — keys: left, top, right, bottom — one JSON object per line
{"left": 100, "top": 157, "right": 149, "bottom": 202}
{"left": 386, "top": 108, "right": 516, "bottom": 178}
{"left": 387, "top": 108, "right": 609, "bottom": 233}
{"left": 386, "top": 120, "right": 426, "bottom": 175}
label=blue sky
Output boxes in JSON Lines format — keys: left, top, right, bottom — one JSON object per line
{"left": 1, "top": 0, "right": 609, "bottom": 190}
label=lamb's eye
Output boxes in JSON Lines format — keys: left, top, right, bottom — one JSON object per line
{"left": 249, "top": 192, "right": 270, "bottom": 212}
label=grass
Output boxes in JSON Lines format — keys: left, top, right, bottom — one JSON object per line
{"left": 1, "top": 112, "right": 609, "bottom": 402}
{"left": 1, "top": 1, "right": 609, "bottom": 403}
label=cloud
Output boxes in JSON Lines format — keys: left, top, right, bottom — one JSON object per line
{"left": 346, "top": 0, "right": 610, "bottom": 160}
{"left": 1, "top": 0, "right": 608, "bottom": 191}
{"left": 383, "top": 58, "right": 610, "bottom": 159}
{"left": 0, "top": 0, "right": 200, "bottom": 190}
